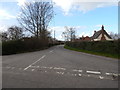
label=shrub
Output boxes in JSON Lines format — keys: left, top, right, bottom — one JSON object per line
{"left": 65, "top": 40, "right": 119, "bottom": 57}
{"left": 2, "top": 38, "right": 51, "bottom": 55}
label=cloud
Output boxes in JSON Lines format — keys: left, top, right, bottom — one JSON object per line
{"left": 17, "top": 0, "right": 37, "bottom": 7}
{"left": 75, "top": 2, "right": 117, "bottom": 13}
{"left": 17, "top": 0, "right": 26, "bottom": 6}
{"left": 52, "top": 0, "right": 74, "bottom": 15}
{"left": 52, "top": 0, "right": 118, "bottom": 15}
{"left": 0, "top": 9, "right": 16, "bottom": 20}
{"left": 0, "top": 25, "right": 8, "bottom": 33}
{"left": 16, "top": 0, "right": 118, "bottom": 15}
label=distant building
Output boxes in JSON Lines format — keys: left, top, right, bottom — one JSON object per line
{"left": 74, "top": 25, "right": 113, "bottom": 42}
{"left": 74, "top": 36, "right": 91, "bottom": 42}
{"left": 91, "top": 25, "right": 113, "bottom": 41}
{"left": 81, "top": 36, "right": 91, "bottom": 41}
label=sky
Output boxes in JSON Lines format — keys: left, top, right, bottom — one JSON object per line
{"left": 0, "top": 0, "right": 119, "bottom": 40}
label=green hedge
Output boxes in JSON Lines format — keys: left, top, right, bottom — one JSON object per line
{"left": 65, "top": 40, "right": 120, "bottom": 58}
{"left": 2, "top": 38, "right": 52, "bottom": 55}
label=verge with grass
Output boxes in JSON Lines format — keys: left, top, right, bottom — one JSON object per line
{"left": 64, "top": 45, "right": 119, "bottom": 59}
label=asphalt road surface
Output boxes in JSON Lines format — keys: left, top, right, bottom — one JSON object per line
{"left": 2, "top": 45, "right": 119, "bottom": 88}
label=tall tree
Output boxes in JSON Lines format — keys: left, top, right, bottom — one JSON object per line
{"left": 18, "top": 1, "right": 54, "bottom": 39}
{"left": 8, "top": 26, "right": 24, "bottom": 40}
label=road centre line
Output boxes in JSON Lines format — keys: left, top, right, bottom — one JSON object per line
{"left": 24, "top": 55, "right": 46, "bottom": 70}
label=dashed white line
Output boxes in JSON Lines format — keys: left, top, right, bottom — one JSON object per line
{"left": 24, "top": 55, "right": 46, "bottom": 70}
{"left": 53, "top": 67, "right": 66, "bottom": 70}
{"left": 86, "top": 70, "right": 101, "bottom": 75}
{"left": 73, "top": 69, "right": 82, "bottom": 72}
{"left": 106, "top": 72, "right": 119, "bottom": 76}
{"left": 31, "top": 69, "right": 35, "bottom": 71}
{"left": 78, "top": 74, "right": 82, "bottom": 77}
{"left": 49, "top": 50, "right": 53, "bottom": 53}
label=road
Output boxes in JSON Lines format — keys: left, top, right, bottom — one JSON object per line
{"left": 2, "top": 45, "right": 119, "bottom": 88}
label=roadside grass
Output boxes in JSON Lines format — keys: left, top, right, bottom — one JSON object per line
{"left": 64, "top": 45, "right": 119, "bottom": 59}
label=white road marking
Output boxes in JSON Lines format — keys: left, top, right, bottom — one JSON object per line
{"left": 87, "top": 75, "right": 90, "bottom": 77}
{"left": 53, "top": 67, "right": 66, "bottom": 70}
{"left": 56, "top": 71, "right": 64, "bottom": 75}
{"left": 31, "top": 69, "right": 35, "bottom": 71}
{"left": 31, "top": 66, "right": 39, "bottom": 68}
{"left": 44, "top": 71, "right": 47, "bottom": 72}
{"left": 99, "top": 76, "right": 104, "bottom": 79}
{"left": 24, "top": 55, "right": 46, "bottom": 70}
{"left": 78, "top": 74, "right": 82, "bottom": 76}
{"left": 41, "top": 66, "right": 53, "bottom": 69}
{"left": 106, "top": 73, "right": 113, "bottom": 75}
{"left": 106, "top": 73, "right": 119, "bottom": 76}
{"left": 49, "top": 50, "right": 53, "bottom": 53}
{"left": 73, "top": 69, "right": 82, "bottom": 72}
{"left": 49, "top": 67, "right": 53, "bottom": 69}
{"left": 86, "top": 70, "right": 101, "bottom": 74}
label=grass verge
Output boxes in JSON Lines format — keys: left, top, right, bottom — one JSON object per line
{"left": 64, "top": 45, "right": 119, "bottom": 59}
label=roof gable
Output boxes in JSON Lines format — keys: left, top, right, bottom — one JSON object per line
{"left": 92, "top": 25, "right": 112, "bottom": 39}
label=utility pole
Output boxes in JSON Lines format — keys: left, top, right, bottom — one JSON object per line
{"left": 54, "top": 30, "right": 55, "bottom": 42}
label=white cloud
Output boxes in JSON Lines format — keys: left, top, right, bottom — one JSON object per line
{"left": 52, "top": 0, "right": 74, "bottom": 15}
{"left": 52, "top": 0, "right": 118, "bottom": 15}
{"left": 0, "top": 9, "right": 16, "bottom": 20}
{"left": 17, "top": 0, "right": 26, "bottom": 6}
{"left": 16, "top": 0, "right": 118, "bottom": 15}
{"left": 17, "top": 0, "right": 37, "bottom": 7}
{"left": 74, "top": 2, "right": 117, "bottom": 13}
{"left": 0, "top": 25, "right": 8, "bottom": 33}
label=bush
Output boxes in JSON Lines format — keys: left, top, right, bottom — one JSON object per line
{"left": 65, "top": 40, "right": 120, "bottom": 57}
{"left": 2, "top": 37, "right": 52, "bottom": 55}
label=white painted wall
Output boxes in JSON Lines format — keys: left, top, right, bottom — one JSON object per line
{"left": 104, "top": 34, "right": 113, "bottom": 41}
{"left": 94, "top": 34, "right": 113, "bottom": 41}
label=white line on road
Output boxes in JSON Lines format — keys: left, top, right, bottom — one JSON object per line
{"left": 31, "top": 69, "right": 35, "bottom": 71}
{"left": 106, "top": 72, "right": 120, "bottom": 76}
{"left": 49, "top": 50, "right": 53, "bottom": 53}
{"left": 24, "top": 55, "right": 46, "bottom": 70}
{"left": 86, "top": 70, "right": 101, "bottom": 75}
{"left": 73, "top": 69, "right": 83, "bottom": 72}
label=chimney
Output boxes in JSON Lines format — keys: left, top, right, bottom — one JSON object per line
{"left": 94, "top": 30, "right": 96, "bottom": 33}
{"left": 101, "top": 25, "right": 106, "bottom": 40}
{"left": 101, "top": 25, "right": 104, "bottom": 30}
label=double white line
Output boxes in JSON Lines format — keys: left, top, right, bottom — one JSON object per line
{"left": 24, "top": 55, "right": 46, "bottom": 70}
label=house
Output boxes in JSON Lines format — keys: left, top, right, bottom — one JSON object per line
{"left": 81, "top": 36, "right": 91, "bottom": 41}
{"left": 74, "top": 36, "right": 91, "bottom": 42}
{"left": 91, "top": 25, "right": 113, "bottom": 41}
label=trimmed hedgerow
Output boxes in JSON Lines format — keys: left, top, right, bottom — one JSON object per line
{"left": 2, "top": 38, "right": 55, "bottom": 55}
{"left": 65, "top": 40, "right": 120, "bottom": 59}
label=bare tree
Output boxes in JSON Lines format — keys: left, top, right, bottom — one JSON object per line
{"left": 18, "top": 1, "right": 54, "bottom": 39}
{"left": 110, "top": 32, "right": 120, "bottom": 40}
{"left": 62, "top": 26, "right": 76, "bottom": 42}
{"left": 0, "top": 32, "right": 8, "bottom": 41}
{"left": 8, "top": 26, "right": 24, "bottom": 40}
